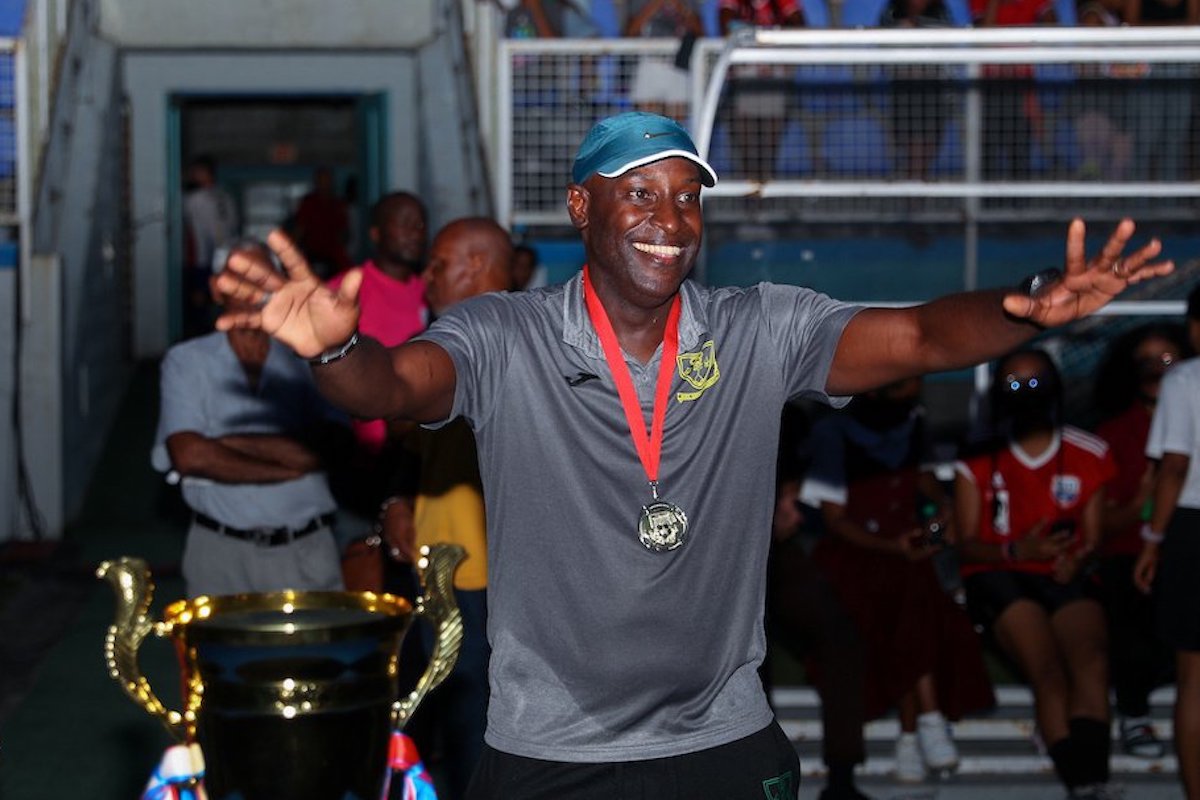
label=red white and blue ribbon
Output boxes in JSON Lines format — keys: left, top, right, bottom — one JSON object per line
{"left": 141, "top": 743, "right": 207, "bottom": 800}
{"left": 380, "top": 731, "right": 438, "bottom": 800}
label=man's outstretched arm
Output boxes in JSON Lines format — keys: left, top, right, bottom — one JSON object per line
{"left": 213, "top": 229, "right": 457, "bottom": 424}
{"left": 827, "top": 218, "right": 1173, "bottom": 396}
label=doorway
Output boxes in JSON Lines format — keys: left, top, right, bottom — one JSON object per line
{"left": 167, "top": 93, "right": 387, "bottom": 340}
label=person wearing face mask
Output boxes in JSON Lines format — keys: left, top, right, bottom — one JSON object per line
{"left": 955, "top": 349, "right": 1118, "bottom": 800}
{"left": 1092, "top": 323, "right": 1188, "bottom": 760}
{"left": 801, "top": 378, "right": 995, "bottom": 785}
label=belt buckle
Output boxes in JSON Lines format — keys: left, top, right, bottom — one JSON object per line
{"left": 249, "top": 527, "right": 277, "bottom": 547}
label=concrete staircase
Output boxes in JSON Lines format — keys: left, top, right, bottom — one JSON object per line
{"left": 773, "top": 685, "right": 1182, "bottom": 799}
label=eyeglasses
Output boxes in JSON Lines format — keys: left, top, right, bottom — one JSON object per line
{"left": 1001, "top": 374, "right": 1049, "bottom": 393}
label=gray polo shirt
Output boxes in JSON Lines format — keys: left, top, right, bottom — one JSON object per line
{"left": 418, "top": 273, "right": 860, "bottom": 762}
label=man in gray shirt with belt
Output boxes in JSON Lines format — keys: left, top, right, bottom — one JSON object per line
{"left": 215, "top": 112, "right": 1171, "bottom": 798}
{"left": 153, "top": 240, "right": 347, "bottom": 598}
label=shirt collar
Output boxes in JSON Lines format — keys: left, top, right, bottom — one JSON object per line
{"left": 561, "top": 270, "right": 709, "bottom": 361}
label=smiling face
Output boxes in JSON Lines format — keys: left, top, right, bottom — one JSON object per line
{"left": 568, "top": 156, "right": 704, "bottom": 314}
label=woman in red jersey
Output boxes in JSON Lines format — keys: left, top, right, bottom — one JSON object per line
{"left": 955, "top": 349, "right": 1116, "bottom": 800}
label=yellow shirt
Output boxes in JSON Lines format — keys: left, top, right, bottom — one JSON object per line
{"left": 412, "top": 420, "right": 488, "bottom": 590}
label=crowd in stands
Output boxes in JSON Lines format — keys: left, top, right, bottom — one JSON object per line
{"left": 498, "top": 0, "right": 1199, "bottom": 183}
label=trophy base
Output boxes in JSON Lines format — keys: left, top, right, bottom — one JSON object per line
{"left": 200, "top": 705, "right": 391, "bottom": 800}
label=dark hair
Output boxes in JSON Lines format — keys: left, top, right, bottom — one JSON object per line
{"left": 1093, "top": 322, "right": 1189, "bottom": 419}
{"left": 1188, "top": 284, "right": 1200, "bottom": 322}
{"left": 513, "top": 243, "right": 539, "bottom": 263}
{"left": 370, "top": 191, "right": 426, "bottom": 229}
{"left": 188, "top": 154, "right": 216, "bottom": 173}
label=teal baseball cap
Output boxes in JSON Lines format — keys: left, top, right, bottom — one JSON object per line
{"left": 571, "top": 111, "right": 718, "bottom": 187}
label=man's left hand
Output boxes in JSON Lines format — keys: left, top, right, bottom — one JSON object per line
{"left": 1001, "top": 218, "right": 1174, "bottom": 327}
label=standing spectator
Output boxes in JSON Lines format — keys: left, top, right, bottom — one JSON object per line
{"left": 510, "top": 243, "right": 548, "bottom": 290}
{"left": 381, "top": 218, "right": 514, "bottom": 800}
{"left": 1135, "top": 286, "right": 1200, "bottom": 800}
{"left": 625, "top": 0, "right": 706, "bottom": 120}
{"left": 327, "top": 191, "right": 430, "bottom": 522}
{"left": 1123, "top": 0, "right": 1197, "bottom": 182}
{"left": 879, "top": 0, "right": 955, "bottom": 181}
{"left": 971, "top": 0, "right": 1056, "bottom": 180}
{"left": 182, "top": 154, "right": 238, "bottom": 337}
{"left": 294, "top": 166, "right": 351, "bottom": 279}
{"left": 151, "top": 240, "right": 347, "bottom": 598}
{"left": 719, "top": 0, "right": 805, "bottom": 179}
{"left": 803, "top": 377, "right": 994, "bottom": 784}
{"left": 955, "top": 349, "right": 1117, "bottom": 800}
{"left": 1093, "top": 323, "right": 1187, "bottom": 759}
{"left": 1072, "top": 0, "right": 1137, "bottom": 182}
{"left": 502, "top": 0, "right": 562, "bottom": 37}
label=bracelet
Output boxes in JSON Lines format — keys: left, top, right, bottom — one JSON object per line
{"left": 309, "top": 331, "right": 359, "bottom": 366}
{"left": 1139, "top": 523, "right": 1165, "bottom": 544}
{"left": 1002, "top": 540, "right": 1018, "bottom": 562}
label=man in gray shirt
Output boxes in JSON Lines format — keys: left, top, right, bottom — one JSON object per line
{"left": 215, "top": 112, "right": 1172, "bottom": 799}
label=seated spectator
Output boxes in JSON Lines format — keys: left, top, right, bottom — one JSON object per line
{"left": 879, "top": 0, "right": 955, "bottom": 181}
{"left": 971, "top": 0, "right": 1057, "bottom": 180}
{"left": 803, "top": 378, "right": 994, "bottom": 785}
{"left": 625, "top": 0, "right": 707, "bottom": 120}
{"left": 1124, "top": 0, "right": 1197, "bottom": 182}
{"left": 502, "top": 0, "right": 561, "bottom": 37}
{"left": 767, "top": 405, "right": 875, "bottom": 800}
{"left": 1073, "top": 0, "right": 1137, "bottom": 181}
{"left": 1093, "top": 323, "right": 1187, "bottom": 759}
{"left": 151, "top": 240, "right": 348, "bottom": 598}
{"left": 719, "top": 0, "right": 805, "bottom": 179}
{"left": 955, "top": 349, "right": 1116, "bottom": 800}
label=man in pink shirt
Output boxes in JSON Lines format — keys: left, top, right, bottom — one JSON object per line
{"left": 328, "top": 191, "right": 430, "bottom": 453}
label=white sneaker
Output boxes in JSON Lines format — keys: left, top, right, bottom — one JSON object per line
{"left": 894, "top": 732, "right": 926, "bottom": 783}
{"left": 917, "top": 711, "right": 960, "bottom": 771}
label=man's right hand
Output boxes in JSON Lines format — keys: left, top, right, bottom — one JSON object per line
{"left": 214, "top": 229, "right": 362, "bottom": 359}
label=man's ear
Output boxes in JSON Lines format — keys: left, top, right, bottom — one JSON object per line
{"left": 566, "top": 184, "right": 589, "bottom": 231}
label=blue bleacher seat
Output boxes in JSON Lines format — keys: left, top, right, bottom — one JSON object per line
{"left": 0, "top": 1, "right": 26, "bottom": 37}
{"left": 820, "top": 112, "right": 892, "bottom": 175}
{"left": 775, "top": 120, "right": 814, "bottom": 176}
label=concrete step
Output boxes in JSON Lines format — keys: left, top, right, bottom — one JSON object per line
{"left": 771, "top": 685, "right": 1179, "bottom": 781}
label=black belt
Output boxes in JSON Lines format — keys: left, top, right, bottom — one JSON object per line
{"left": 193, "top": 512, "right": 334, "bottom": 547}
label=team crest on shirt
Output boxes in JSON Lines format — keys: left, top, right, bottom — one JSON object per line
{"left": 1051, "top": 474, "right": 1082, "bottom": 507}
{"left": 676, "top": 340, "right": 720, "bottom": 402}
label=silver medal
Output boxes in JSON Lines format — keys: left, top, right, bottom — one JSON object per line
{"left": 638, "top": 500, "right": 689, "bottom": 552}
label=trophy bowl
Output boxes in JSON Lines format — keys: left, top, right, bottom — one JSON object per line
{"left": 98, "top": 544, "right": 464, "bottom": 800}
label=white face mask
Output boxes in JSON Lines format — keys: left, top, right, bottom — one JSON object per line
{"left": 496, "top": 0, "right": 521, "bottom": 10}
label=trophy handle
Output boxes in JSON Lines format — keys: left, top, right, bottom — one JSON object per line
{"left": 392, "top": 543, "right": 466, "bottom": 730}
{"left": 96, "top": 557, "right": 186, "bottom": 741}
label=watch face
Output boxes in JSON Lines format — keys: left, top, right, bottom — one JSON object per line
{"left": 1021, "top": 268, "right": 1063, "bottom": 298}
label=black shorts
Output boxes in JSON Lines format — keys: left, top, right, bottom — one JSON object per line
{"left": 1154, "top": 507, "right": 1200, "bottom": 652}
{"left": 465, "top": 721, "right": 801, "bottom": 800}
{"left": 964, "top": 569, "right": 1095, "bottom": 630}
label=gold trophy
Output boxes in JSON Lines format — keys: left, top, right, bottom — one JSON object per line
{"left": 98, "top": 544, "right": 464, "bottom": 800}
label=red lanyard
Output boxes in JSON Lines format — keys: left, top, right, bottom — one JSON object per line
{"left": 582, "top": 266, "right": 680, "bottom": 487}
